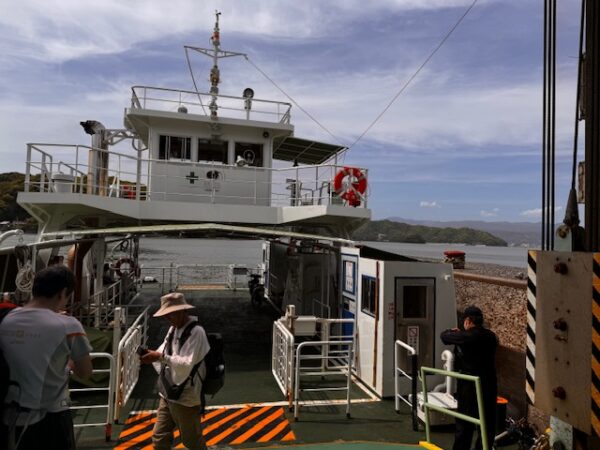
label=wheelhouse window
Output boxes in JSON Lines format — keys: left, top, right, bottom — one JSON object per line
{"left": 234, "top": 142, "right": 263, "bottom": 167}
{"left": 198, "top": 139, "right": 228, "bottom": 164}
{"left": 361, "top": 275, "right": 377, "bottom": 316}
{"left": 158, "top": 135, "right": 191, "bottom": 161}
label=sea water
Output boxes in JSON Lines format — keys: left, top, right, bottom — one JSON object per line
{"left": 138, "top": 238, "right": 528, "bottom": 268}
{"left": 2, "top": 235, "right": 529, "bottom": 268}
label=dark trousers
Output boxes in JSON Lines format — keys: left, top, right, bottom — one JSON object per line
{"left": 10, "top": 410, "right": 76, "bottom": 450}
{"left": 453, "top": 380, "right": 497, "bottom": 450}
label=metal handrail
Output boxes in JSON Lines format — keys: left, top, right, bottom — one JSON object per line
{"left": 130, "top": 85, "right": 292, "bottom": 124}
{"left": 294, "top": 339, "right": 354, "bottom": 420}
{"left": 70, "top": 352, "right": 116, "bottom": 442}
{"left": 394, "top": 339, "right": 419, "bottom": 431}
{"left": 23, "top": 143, "right": 370, "bottom": 207}
{"left": 272, "top": 320, "right": 295, "bottom": 402}
{"left": 420, "top": 367, "right": 489, "bottom": 450}
{"left": 114, "top": 306, "right": 149, "bottom": 422}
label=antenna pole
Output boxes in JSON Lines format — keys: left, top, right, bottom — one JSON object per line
{"left": 209, "top": 11, "right": 222, "bottom": 120}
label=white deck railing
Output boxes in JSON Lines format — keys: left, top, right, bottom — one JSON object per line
{"left": 68, "top": 272, "right": 137, "bottom": 329}
{"left": 114, "top": 306, "right": 150, "bottom": 422}
{"left": 138, "top": 264, "right": 262, "bottom": 294}
{"left": 24, "top": 143, "right": 369, "bottom": 208}
{"left": 131, "top": 86, "right": 292, "bottom": 124}
{"left": 394, "top": 339, "right": 419, "bottom": 431}
{"left": 272, "top": 320, "right": 296, "bottom": 402}
{"left": 271, "top": 317, "right": 355, "bottom": 419}
{"left": 70, "top": 352, "right": 116, "bottom": 442}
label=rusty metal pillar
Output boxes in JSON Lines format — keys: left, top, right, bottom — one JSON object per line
{"left": 585, "top": 0, "right": 600, "bottom": 251}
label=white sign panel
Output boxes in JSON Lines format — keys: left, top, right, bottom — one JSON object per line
{"left": 407, "top": 325, "right": 419, "bottom": 353}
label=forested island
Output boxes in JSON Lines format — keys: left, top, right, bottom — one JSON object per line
{"left": 0, "top": 172, "right": 33, "bottom": 225}
{"left": 351, "top": 220, "right": 507, "bottom": 246}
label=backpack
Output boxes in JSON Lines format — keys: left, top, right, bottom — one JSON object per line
{"left": 1, "top": 305, "right": 18, "bottom": 449}
{"left": 158, "top": 322, "right": 225, "bottom": 409}
{"left": 0, "top": 305, "right": 18, "bottom": 403}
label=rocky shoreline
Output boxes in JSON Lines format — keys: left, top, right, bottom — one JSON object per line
{"left": 453, "top": 262, "right": 527, "bottom": 353}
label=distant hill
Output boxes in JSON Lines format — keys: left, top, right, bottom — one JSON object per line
{"left": 388, "top": 217, "right": 540, "bottom": 247}
{"left": 352, "top": 220, "right": 507, "bottom": 246}
{"left": 0, "top": 172, "right": 31, "bottom": 222}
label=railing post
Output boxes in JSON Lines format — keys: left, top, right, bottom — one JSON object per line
{"left": 421, "top": 367, "right": 432, "bottom": 444}
{"left": 364, "top": 168, "right": 368, "bottom": 208}
{"left": 41, "top": 153, "right": 46, "bottom": 192}
{"left": 25, "top": 145, "right": 32, "bottom": 192}
{"left": 294, "top": 344, "right": 302, "bottom": 420}
{"left": 394, "top": 342, "right": 399, "bottom": 412}
{"left": 474, "top": 377, "right": 489, "bottom": 450}
{"left": 112, "top": 307, "right": 122, "bottom": 365}
{"left": 411, "top": 353, "right": 419, "bottom": 431}
{"left": 136, "top": 150, "right": 142, "bottom": 200}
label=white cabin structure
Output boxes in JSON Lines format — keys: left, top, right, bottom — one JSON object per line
{"left": 17, "top": 17, "right": 370, "bottom": 237}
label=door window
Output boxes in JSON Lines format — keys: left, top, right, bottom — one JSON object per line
{"left": 402, "top": 285, "right": 428, "bottom": 318}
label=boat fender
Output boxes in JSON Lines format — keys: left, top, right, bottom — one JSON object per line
{"left": 114, "top": 257, "right": 139, "bottom": 278}
{"left": 333, "top": 167, "right": 367, "bottom": 207}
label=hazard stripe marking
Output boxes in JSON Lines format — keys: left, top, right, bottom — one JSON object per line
{"left": 593, "top": 254, "right": 600, "bottom": 436}
{"left": 525, "top": 250, "right": 537, "bottom": 405}
{"left": 115, "top": 406, "right": 295, "bottom": 449}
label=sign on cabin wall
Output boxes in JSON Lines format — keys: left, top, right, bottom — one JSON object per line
{"left": 149, "top": 161, "right": 270, "bottom": 205}
{"left": 342, "top": 258, "right": 357, "bottom": 297}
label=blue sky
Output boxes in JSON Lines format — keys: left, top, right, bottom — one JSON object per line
{"left": 0, "top": 0, "right": 584, "bottom": 222}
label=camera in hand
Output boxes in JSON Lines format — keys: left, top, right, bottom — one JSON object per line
{"left": 137, "top": 346, "right": 148, "bottom": 356}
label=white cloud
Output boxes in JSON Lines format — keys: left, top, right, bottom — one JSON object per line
{"left": 480, "top": 208, "right": 499, "bottom": 217}
{"left": 420, "top": 201, "right": 440, "bottom": 208}
{"left": 0, "top": 0, "right": 488, "bottom": 63}
{"left": 520, "top": 206, "right": 563, "bottom": 218}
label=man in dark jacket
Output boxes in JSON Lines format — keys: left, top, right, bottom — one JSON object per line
{"left": 441, "top": 306, "right": 498, "bottom": 450}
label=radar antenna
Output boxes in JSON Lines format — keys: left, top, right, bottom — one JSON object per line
{"left": 185, "top": 11, "right": 246, "bottom": 123}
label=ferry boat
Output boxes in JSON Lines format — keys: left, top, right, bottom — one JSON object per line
{"left": 0, "top": 13, "right": 462, "bottom": 450}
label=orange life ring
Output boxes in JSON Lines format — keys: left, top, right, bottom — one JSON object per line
{"left": 333, "top": 167, "right": 367, "bottom": 207}
{"left": 114, "top": 257, "right": 139, "bottom": 278}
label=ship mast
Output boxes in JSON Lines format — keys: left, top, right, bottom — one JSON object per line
{"left": 185, "top": 11, "right": 246, "bottom": 124}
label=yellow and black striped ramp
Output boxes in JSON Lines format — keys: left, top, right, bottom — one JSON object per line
{"left": 592, "top": 254, "right": 600, "bottom": 436}
{"left": 525, "top": 250, "right": 537, "bottom": 405}
{"left": 115, "top": 406, "right": 295, "bottom": 449}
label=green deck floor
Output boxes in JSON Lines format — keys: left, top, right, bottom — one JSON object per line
{"left": 243, "top": 442, "right": 423, "bottom": 449}
{"left": 69, "top": 290, "right": 462, "bottom": 449}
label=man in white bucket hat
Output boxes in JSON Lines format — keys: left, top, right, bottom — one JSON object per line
{"left": 140, "top": 292, "right": 210, "bottom": 450}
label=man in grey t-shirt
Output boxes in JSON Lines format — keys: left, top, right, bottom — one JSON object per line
{"left": 0, "top": 266, "right": 92, "bottom": 450}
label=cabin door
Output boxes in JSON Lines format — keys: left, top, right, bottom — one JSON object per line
{"left": 394, "top": 277, "right": 435, "bottom": 371}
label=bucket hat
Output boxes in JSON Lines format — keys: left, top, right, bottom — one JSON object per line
{"left": 153, "top": 292, "right": 194, "bottom": 317}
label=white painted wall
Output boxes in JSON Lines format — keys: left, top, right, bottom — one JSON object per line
{"left": 381, "top": 261, "right": 456, "bottom": 397}
{"left": 147, "top": 122, "right": 273, "bottom": 205}
{"left": 355, "top": 257, "right": 379, "bottom": 390}
{"left": 353, "top": 257, "right": 457, "bottom": 397}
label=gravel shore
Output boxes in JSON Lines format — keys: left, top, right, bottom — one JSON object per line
{"left": 453, "top": 262, "right": 527, "bottom": 352}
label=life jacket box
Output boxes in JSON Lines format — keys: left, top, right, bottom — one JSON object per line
{"left": 291, "top": 316, "right": 318, "bottom": 337}
{"left": 51, "top": 173, "right": 75, "bottom": 193}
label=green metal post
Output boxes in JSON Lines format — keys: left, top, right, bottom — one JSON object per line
{"left": 419, "top": 367, "right": 489, "bottom": 450}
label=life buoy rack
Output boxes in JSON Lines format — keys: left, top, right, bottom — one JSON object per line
{"left": 333, "top": 167, "right": 367, "bottom": 207}
{"left": 114, "top": 257, "right": 139, "bottom": 278}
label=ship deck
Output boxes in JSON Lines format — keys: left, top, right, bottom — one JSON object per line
{"left": 72, "top": 289, "right": 459, "bottom": 449}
